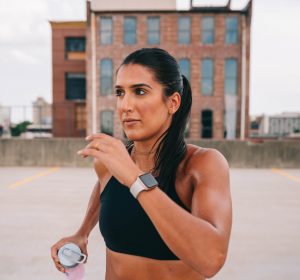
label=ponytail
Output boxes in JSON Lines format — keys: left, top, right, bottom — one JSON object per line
{"left": 151, "top": 74, "right": 192, "bottom": 193}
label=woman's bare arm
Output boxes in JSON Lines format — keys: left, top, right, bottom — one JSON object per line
{"left": 51, "top": 159, "right": 107, "bottom": 273}
{"left": 76, "top": 179, "right": 101, "bottom": 237}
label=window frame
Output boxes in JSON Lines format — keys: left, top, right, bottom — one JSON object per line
{"left": 201, "top": 109, "right": 213, "bottom": 139}
{"left": 224, "top": 58, "right": 238, "bottom": 95}
{"left": 178, "top": 16, "right": 191, "bottom": 45}
{"left": 65, "top": 37, "right": 86, "bottom": 53}
{"left": 100, "top": 59, "right": 113, "bottom": 96}
{"left": 225, "top": 16, "right": 238, "bottom": 44}
{"left": 178, "top": 58, "right": 191, "bottom": 81}
{"left": 201, "top": 16, "right": 215, "bottom": 44}
{"left": 100, "top": 110, "right": 114, "bottom": 136}
{"left": 124, "top": 16, "right": 137, "bottom": 45}
{"left": 65, "top": 73, "right": 86, "bottom": 101}
{"left": 100, "top": 17, "right": 113, "bottom": 45}
{"left": 201, "top": 58, "right": 214, "bottom": 96}
{"left": 147, "top": 16, "right": 160, "bottom": 45}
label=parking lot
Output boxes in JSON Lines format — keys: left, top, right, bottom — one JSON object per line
{"left": 0, "top": 167, "right": 300, "bottom": 280}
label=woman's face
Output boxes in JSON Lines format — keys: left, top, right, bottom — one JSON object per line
{"left": 115, "top": 63, "right": 178, "bottom": 142}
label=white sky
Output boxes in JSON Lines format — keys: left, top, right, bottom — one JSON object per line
{"left": 0, "top": 0, "right": 299, "bottom": 116}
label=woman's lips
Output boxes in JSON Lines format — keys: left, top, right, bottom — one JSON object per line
{"left": 123, "top": 120, "right": 140, "bottom": 126}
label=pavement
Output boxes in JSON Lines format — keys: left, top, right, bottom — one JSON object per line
{"left": 0, "top": 167, "right": 300, "bottom": 280}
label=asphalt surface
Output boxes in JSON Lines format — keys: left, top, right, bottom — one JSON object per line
{"left": 0, "top": 167, "right": 299, "bottom": 280}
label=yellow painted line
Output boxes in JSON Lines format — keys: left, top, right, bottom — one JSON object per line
{"left": 271, "top": 168, "right": 300, "bottom": 184}
{"left": 8, "top": 167, "right": 60, "bottom": 189}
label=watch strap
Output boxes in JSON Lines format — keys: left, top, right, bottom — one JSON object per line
{"left": 130, "top": 173, "right": 158, "bottom": 199}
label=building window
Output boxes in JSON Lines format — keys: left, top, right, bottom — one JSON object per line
{"left": 124, "top": 17, "right": 137, "bottom": 45}
{"left": 178, "top": 58, "right": 190, "bottom": 81}
{"left": 178, "top": 16, "right": 190, "bottom": 44}
{"left": 100, "top": 59, "right": 113, "bottom": 95}
{"left": 201, "top": 17, "right": 214, "bottom": 44}
{"left": 75, "top": 104, "right": 86, "bottom": 130}
{"left": 147, "top": 17, "right": 160, "bottom": 45}
{"left": 225, "top": 17, "right": 238, "bottom": 44}
{"left": 225, "top": 58, "right": 238, "bottom": 95}
{"left": 65, "top": 37, "right": 85, "bottom": 52}
{"left": 100, "top": 110, "right": 114, "bottom": 136}
{"left": 201, "top": 58, "right": 214, "bottom": 96}
{"left": 100, "top": 17, "right": 113, "bottom": 45}
{"left": 201, "top": 110, "right": 213, "bottom": 138}
{"left": 65, "top": 73, "right": 86, "bottom": 100}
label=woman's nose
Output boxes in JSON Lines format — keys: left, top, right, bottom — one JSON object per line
{"left": 120, "top": 93, "right": 134, "bottom": 112}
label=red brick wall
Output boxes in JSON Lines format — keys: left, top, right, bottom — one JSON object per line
{"left": 51, "top": 22, "right": 86, "bottom": 137}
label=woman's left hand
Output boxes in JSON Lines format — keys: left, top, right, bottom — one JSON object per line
{"left": 77, "top": 133, "right": 143, "bottom": 188}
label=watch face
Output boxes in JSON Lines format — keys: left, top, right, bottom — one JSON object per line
{"left": 139, "top": 173, "right": 158, "bottom": 188}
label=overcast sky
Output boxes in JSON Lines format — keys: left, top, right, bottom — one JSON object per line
{"left": 0, "top": 0, "right": 299, "bottom": 116}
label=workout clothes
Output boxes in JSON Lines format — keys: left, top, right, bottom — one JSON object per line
{"left": 99, "top": 148, "right": 190, "bottom": 260}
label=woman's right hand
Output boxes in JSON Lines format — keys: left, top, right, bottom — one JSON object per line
{"left": 51, "top": 233, "right": 88, "bottom": 273}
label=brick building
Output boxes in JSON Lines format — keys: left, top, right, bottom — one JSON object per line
{"left": 50, "top": 21, "right": 87, "bottom": 137}
{"left": 51, "top": 0, "right": 252, "bottom": 139}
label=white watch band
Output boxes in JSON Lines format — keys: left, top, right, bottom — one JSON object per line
{"left": 130, "top": 177, "right": 148, "bottom": 199}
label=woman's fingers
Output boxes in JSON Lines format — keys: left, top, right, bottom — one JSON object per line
{"left": 51, "top": 242, "right": 66, "bottom": 273}
{"left": 77, "top": 148, "right": 101, "bottom": 158}
{"left": 85, "top": 133, "right": 114, "bottom": 141}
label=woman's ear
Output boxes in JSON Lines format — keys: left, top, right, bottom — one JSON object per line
{"left": 168, "top": 92, "right": 181, "bottom": 115}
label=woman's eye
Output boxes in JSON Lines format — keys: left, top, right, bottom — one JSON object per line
{"left": 136, "top": 88, "right": 146, "bottom": 95}
{"left": 115, "top": 90, "right": 123, "bottom": 96}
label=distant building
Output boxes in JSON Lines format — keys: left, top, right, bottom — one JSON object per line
{"left": 32, "top": 97, "right": 52, "bottom": 125}
{"left": 51, "top": 0, "right": 252, "bottom": 139}
{"left": 259, "top": 113, "right": 300, "bottom": 137}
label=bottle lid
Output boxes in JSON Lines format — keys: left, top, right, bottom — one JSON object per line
{"left": 58, "top": 243, "right": 86, "bottom": 268}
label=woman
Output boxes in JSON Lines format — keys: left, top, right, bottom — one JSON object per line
{"left": 51, "top": 48, "right": 232, "bottom": 279}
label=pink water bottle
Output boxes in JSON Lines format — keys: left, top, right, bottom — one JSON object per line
{"left": 58, "top": 243, "right": 86, "bottom": 280}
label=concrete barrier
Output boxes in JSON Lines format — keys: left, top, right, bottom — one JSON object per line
{"left": 0, "top": 138, "right": 299, "bottom": 168}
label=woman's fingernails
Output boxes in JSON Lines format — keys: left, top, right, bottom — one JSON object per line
{"left": 77, "top": 150, "right": 83, "bottom": 155}
{"left": 85, "top": 136, "right": 91, "bottom": 140}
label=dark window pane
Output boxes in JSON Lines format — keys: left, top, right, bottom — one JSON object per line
{"left": 201, "top": 17, "right": 214, "bottom": 44}
{"left": 66, "top": 73, "right": 86, "bottom": 100}
{"left": 225, "top": 17, "right": 238, "bottom": 44}
{"left": 178, "top": 58, "right": 190, "bottom": 81}
{"left": 100, "top": 17, "right": 113, "bottom": 44}
{"left": 100, "top": 59, "right": 113, "bottom": 95}
{"left": 147, "top": 17, "right": 160, "bottom": 44}
{"left": 100, "top": 111, "right": 114, "bottom": 136}
{"left": 65, "top": 37, "right": 85, "bottom": 52}
{"left": 124, "top": 17, "right": 136, "bottom": 45}
{"left": 201, "top": 110, "right": 213, "bottom": 138}
{"left": 178, "top": 17, "right": 190, "bottom": 44}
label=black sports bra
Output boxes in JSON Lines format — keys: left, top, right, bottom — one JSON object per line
{"left": 99, "top": 149, "right": 190, "bottom": 260}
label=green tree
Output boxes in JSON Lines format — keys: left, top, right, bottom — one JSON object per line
{"left": 10, "top": 121, "right": 32, "bottom": 137}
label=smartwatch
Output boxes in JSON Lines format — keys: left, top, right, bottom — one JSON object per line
{"left": 130, "top": 173, "right": 158, "bottom": 199}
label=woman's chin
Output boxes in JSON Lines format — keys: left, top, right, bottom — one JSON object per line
{"left": 124, "top": 132, "right": 141, "bottom": 141}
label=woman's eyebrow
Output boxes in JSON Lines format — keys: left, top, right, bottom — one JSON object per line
{"left": 115, "top": 83, "right": 153, "bottom": 89}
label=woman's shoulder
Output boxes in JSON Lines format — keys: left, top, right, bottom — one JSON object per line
{"left": 185, "top": 144, "right": 229, "bottom": 175}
